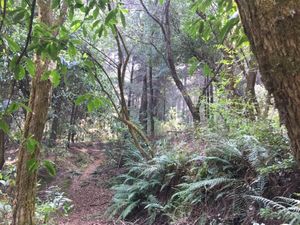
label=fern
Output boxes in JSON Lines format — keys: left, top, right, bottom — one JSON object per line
{"left": 248, "top": 195, "right": 300, "bottom": 224}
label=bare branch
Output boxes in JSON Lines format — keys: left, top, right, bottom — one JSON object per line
{"left": 139, "top": 0, "right": 167, "bottom": 40}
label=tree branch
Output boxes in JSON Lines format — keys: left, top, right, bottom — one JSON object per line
{"left": 139, "top": 0, "right": 167, "bottom": 41}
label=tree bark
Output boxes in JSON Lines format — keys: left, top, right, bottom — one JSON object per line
{"left": 139, "top": 71, "right": 148, "bottom": 133}
{"left": 148, "top": 64, "right": 155, "bottom": 136}
{"left": 0, "top": 128, "right": 5, "bottom": 170}
{"left": 12, "top": 57, "right": 53, "bottom": 225}
{"left": 67, "top": 102, "right": 77, "bottom": 146}
{"left": 164, "top": 0, "right": 200, "bottom": 123}
{"left": 245, "top": 58, "right": 260, "bottom": 119}
{"left": 127, "top": 60, "right": 134, "bottom": 117}
{"left": 12, "top": 1, "right": 57, "bottom": 224}
{"left": 139, "top": 0, "right": 200, "bottom": 123}
{"left": 49, "top": 85, "right": 64, "bottom": 147}
{"left": 235, "top": 0, "right": 300, "bottom": 163}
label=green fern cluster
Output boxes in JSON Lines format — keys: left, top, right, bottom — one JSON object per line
{"left": 109, "top": 130, "right": 296, "bottom": 224}
{"left": 250, "top": 195, "right": 300, "bottom": 225}
{"left": 108, "top": 152, "right": 190, "bottom": 224}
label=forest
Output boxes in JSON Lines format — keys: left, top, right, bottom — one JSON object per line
{"left": 0, "top": 0, "right": 300, "bottom": 225}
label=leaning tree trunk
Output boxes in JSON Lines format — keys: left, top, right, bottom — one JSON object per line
{"left": 164, "top": 1, "right": 200, "bottom": 123}
{"left": 12, "top": 1, "right": 54, "bottom": 224}
{"left": 235, "top": 0, "right": 300, "bottom": 164}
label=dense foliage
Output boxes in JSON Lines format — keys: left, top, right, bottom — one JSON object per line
{"left": 0, "top": 0, "right": 300, "bottom": 224}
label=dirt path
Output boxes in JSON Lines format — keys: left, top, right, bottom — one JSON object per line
{"left": 55, "top": 143, "right": 119, "bottom": 225}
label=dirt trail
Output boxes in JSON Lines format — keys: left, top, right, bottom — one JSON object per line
{"left": 56, "top": 143, "right": 118, "bottom": 225}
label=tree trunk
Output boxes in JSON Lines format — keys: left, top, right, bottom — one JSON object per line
{"left": 164, "top": 0, "right": 200, "bottom": 123}
{"left": 245, "top": 58, "right": 260, "bottom": 119}
{"left": 0, "top": 128, "right": 5, "bottom": 170}
{"left": 127, "top": 60, "right": 134, "bottom": 117}
{"left": 49, "top": 86, "right": 64, "bottom": 147}
{"left": 12, "top": 57, "right": 53, "bottom": 225}
{"left": 0, "top": 115, "right": 10, "bottom": 170}
{"left": 67, "top": 102, "right": 77, "bottom": 147}
{"left": 12, "top": 1, "right": 55, "bottom": 224}
{"left": 148, "top": 64, "right": 155, "bottom": 136}
{"left": 235, "top": 0, "right": 300, "bottom": 163}
{"left": 139, "top": 72, "right": 148, "bottom": 133}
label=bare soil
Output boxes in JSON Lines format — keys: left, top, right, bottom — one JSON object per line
{"left": 52, "top": 142, "right": 123, "bottom": 225}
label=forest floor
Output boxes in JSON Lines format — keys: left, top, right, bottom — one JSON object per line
{"left": 42, "top": 142, "right": 126, "bottom": 225}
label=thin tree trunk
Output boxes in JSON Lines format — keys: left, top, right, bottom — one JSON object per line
{"left": 139, "top": 72, "right": 148, "bottom": 133}
{"left": 140, "top": 0, "right": 200, "bottom": 123}
{"left": 67, "top": 102, "right": 77, "bottom": 146}
{"left": 127, "top": 60, "right": 134, "bottom": 117}
{"left": 263, "top": 93, "right": 272, "bottom": 119}
{"left": 205, "top": 76, "right": 209, "bottom": 118}
{"left": 164, "top": 1, "right": 200, "bottom": 123}
{"left": 236, "top": 0, "right": 300, "bottom": 164}
{"left": 0, "top": 115, "right": 10, "bottom": 170}
{"left": 245, "top": 58, "right": 260, "bottom": 119}
{"left": 49, "top": 87, "right": 64, "bottom": 147}
{"left": 0, "top": 128, "right": 5, "bottom": 170}
{"left": 149, "top": 64, "right": 155, "bottom": 136}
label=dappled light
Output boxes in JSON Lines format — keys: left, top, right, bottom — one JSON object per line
{"left": 1, "top": 0, "right": 300, "bottom": 225}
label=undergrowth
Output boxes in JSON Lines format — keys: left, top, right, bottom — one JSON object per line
{"left": 108, "top": 119, "right": 300, "bottom": 225}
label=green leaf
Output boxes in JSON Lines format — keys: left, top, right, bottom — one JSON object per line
{"left": 27, "top": 159, "right": 39, "bottom": 172}
{"left": 71, "top": 20, "right": 82, "bottom": 32}
{"left": 97, "top": 25, "right": 105, "bottom": 38}
{"left": 49, "top": 70, "right": 61, "bottom": 88}
{"left": 7, "top": 102, "right": 20, "bottom": 114}
{"left": 19, "top": 103, "right": 32, "bottom": 112}
{"left": 105, "top": 9, "right": 117, "bottom": 25}
{"left": 198, "top": 20, "right": 204, "bottom": 33}
{"left": 203, "top": 63, "right": 213, "bottom": 77}
{"left": 219, "top": 17, "right": 239, "bottom": 42}
{"left": 82, "top": 25, "right": 87, "bottom": 37}
{"left": 92, "top": 19, "right": 100, "bottom": 28}
{"left": 188, "top": 57, "right": 199, "bottom": 76}
{"left": 5, "top": 36, "right": 21, "bottom": 53}
{"left": 120, "top": 11, "right": 126, "bottom": 27}
{"left": 15, "top": 65, "right": 26, "bottom": 80}
{"left": 47, "top": 42, "right": 59, "bottom": 60}
{"left": 41, "top": 71, "right": 51, "bottom": 81}
{"left": 68, "top": 7, "right": 74, "bottom": 21}
{"left": 13, "top": 10, "right": 26, "bottom": 22}
{"left": 25, "top": 137, "right": 39, "bottom": 154}
{"left": 25, "top": 59, "right": 36, "bottom": 77}
{"left": 93, "top": 7, "right": 99, "bottom": 19}
{"left": 68, "top": 42, "right": 77, "bottom": 58}
{"left": 236, "top": 34, "right": 249, "bottom": 47}
{"left": 43, "top": 160, "right": 56, "bottom": 176}
{"left": 75, "top": 94, "right": 90, "bottom": 105}
{"left": 87, "top": 97, "right": 106, "bottom": 112}
{"left": 0, "top": 120, "right": 9, "bottom": 134}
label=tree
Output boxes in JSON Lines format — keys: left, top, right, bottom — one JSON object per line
{"left": 235, "top": 0, "right": 300, "bottom": 164}
{"left": 139, "top": 70, "right": 148, "bottom": 133}
{"left": 12, "top": 1, "right": 67, "bottom": 224}
{"left": 139, "top": 0, "right": 201, "bottom": 123}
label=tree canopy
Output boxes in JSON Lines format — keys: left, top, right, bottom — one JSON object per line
{"left": 0, "top": 0, "right": 300, "bottom": 224}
